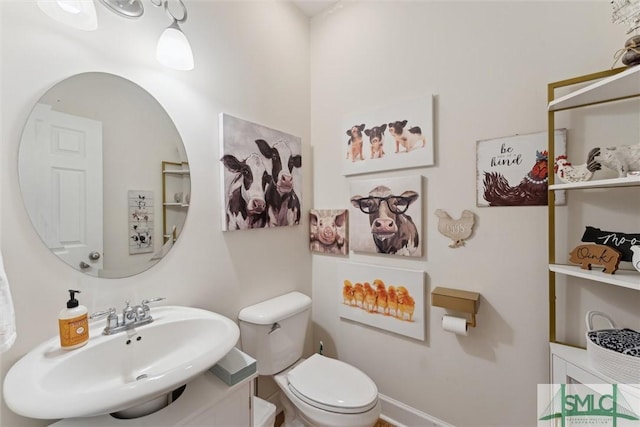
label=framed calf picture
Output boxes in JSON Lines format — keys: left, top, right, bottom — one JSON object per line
{"left": 349, "top": 175, "right": 422, "bottom": 257}
{"left": 219, "top": 113, "right": 302, "bottom": 231}
{"left": 338, "top": 262, "right": 425, "bottom": 341}
{"left": 342, "top": 96, "right": 434, "bottom": 176}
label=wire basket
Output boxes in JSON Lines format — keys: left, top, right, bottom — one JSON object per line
{"left": 585, "top": 311, "right": 640, "bottom": 384}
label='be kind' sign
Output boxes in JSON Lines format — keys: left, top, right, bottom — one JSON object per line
{"left": 476, "top": 129, "right": 566, "bottom": 207}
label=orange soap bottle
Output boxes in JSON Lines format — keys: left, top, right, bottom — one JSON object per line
{"left": 58, "top": 289, "right": 89, "bottom": 350}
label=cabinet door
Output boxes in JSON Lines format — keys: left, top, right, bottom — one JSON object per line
{"left": 185, "top": 382, "right": 251, "bottom": 427}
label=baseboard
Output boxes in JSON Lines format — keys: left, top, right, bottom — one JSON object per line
{"left": 378, "top": 393, "right": 453, "bottom": 427}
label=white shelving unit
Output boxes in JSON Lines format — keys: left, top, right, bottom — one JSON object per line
{"left": 547, "top": 67, "right": 640, "bottom": 385}
{"left": 162, "top": 161, "right": 190, "bottom": 243}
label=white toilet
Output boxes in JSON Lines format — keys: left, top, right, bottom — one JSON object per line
{"left": 238, "top": 292, "right": 381, "bottom": 427}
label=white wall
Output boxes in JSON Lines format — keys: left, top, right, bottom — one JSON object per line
{"left": 0, "top": 2, "right": 310, "bottom": 426}
{"left": 309, "top": 2, "right": 639, "bottom": 426}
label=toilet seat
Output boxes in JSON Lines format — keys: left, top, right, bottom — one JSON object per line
{"left": 286, "top": 354, "right": 378, "bottom": 414}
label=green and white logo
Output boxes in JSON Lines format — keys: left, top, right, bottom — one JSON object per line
{"left": 538, "top": 384, "right": 640, "bottom": 426}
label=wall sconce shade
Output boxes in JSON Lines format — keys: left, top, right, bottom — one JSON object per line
{"left": 156, "top": 20, "right": 194, "bottom": 71}
{"left": 37, "top": 0, "right": 98, "bottom": 31}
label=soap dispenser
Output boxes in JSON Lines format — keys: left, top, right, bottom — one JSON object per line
{"left": 58, "top": 289, "right": 89, "bottom": 350}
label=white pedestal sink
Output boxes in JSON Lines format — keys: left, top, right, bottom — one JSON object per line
{"left": 3, "top": 306, "right": 239, "bottom": 419}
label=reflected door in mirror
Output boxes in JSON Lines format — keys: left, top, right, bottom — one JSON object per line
{"left": 18, "top": 72, "right": 189, "bottom": 278}
{"left": 20, "top": 103, "right": 104, "bottom": 276}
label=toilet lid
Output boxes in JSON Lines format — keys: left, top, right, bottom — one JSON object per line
{"left": 287, "top": 354, "right": 378, "bottom": 414}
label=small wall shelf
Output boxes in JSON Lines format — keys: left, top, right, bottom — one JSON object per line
{"left": 431, "top": 287, "right": 480, "bottom": 327}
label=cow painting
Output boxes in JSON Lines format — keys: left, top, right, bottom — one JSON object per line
{"left": 255, "top": 139, "right": 302, "bottom": 227}
{"left": 221, "top": 153, "right": 270, "bottom": 230}
{"left": 219, "top": 113, "right": 302, "bottom": 231}
{"left": 349, "top": 176, "right": 422, "bottom": 257}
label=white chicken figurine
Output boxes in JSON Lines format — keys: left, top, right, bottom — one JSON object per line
{"left": 554, "top": 147, "right": 602, "bottom": 184}
{"left": 435, "top": 209, "right": 475, "bottom": 248}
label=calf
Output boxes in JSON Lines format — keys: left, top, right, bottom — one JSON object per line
{"left": 346, "top": 124, "right": 365, "bottom": 162}
{"left": 310, "top": 210, "right": 347, "bottom": 254}
{"left": 388, "top": 120, "right": 426, "bottom": 153}
{"left": 255, "top": 139, "right": 302, "bottom": 226}
{"left": 221, "top": 153, "right": 269, "bottom": 230}
{"left": 364, "top": 124, "right": 386, "bottom": 159}
{"left": 350, "top": 185, "right": 419, "bottom": 256}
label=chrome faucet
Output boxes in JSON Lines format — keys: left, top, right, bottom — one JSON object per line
{"left": 91, "top": 297, "right": 165, "bottom": 335}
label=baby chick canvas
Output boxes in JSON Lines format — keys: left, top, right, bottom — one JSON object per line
{"left": 338, "top": 262, "right": 425, "bottom": 341}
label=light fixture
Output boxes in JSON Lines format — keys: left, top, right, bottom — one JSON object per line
{"left": 36, "top": 0, "right": 194, "bottom": 71}
{"left": 97, "top": 0, "right": 146, "bottom": 19}
{"left": 37, "top": 0, "right": 98, "bottom": 31}
{"left": 156, "top": 0, "right": 194, "bottom": 71}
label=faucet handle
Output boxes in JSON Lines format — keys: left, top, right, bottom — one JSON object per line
{"left": 90, "top": 307, "right": 116, "bottom": 320}
{"left": 141, "top": 297, "right": 166, "bottom": 305}
{"left": 141, "top": 297, "right": 165, "bottom": 317}
{"left": 90, "top": 307, "right": 119, "bottom": 330}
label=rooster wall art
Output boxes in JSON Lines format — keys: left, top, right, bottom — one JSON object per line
{"left": 476, "top": 129, "right": 566, "bottom": 207}
{"left": 482, "top": 150, "right": 550, "bottom": 206}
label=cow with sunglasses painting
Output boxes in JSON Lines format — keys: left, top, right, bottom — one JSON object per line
{"left": 350, "top": 185, "right": 419, "bottom": 256}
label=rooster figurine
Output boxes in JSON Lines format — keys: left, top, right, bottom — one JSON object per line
{"left": 554, "top": 148, "right": 602, "bottom": 184}
{"left": 483, "top": 150, "right": 550, "bottom": 206}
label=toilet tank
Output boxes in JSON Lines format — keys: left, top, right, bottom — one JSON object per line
{"left": 238, "top": 292, "right": 311, "bottom": 375}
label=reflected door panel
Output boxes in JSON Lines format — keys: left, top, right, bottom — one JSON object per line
{"left": 22, "top": 103, "right": 103, "bottom": 276}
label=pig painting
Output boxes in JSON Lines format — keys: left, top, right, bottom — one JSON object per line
{"left": 310, "top": 209, "right": 348, "bottom": 255}
{"left": 569, "top": 244, "right": 622, "bottom": 274}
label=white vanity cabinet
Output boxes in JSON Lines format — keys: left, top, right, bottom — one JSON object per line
{"left": 176, "top": 371, "right": 255, "bottom": 427}
{"left": 50, "top": 371, "right": 256, "bottom": 427}
{"left": 547, "top": 66, "right": 640, "bottom": 385}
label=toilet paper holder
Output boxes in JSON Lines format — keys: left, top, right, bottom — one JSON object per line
{"left": 431, "top": 287, "right": 480, "bottom": 327}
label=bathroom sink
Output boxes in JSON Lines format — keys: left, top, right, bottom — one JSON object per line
{"left": 3, "top": 306, "right": 239, "bottom": 419}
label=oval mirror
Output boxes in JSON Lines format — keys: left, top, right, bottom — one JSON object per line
{"left": 18, "top": 72, "right": 190, "bottom": 278}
